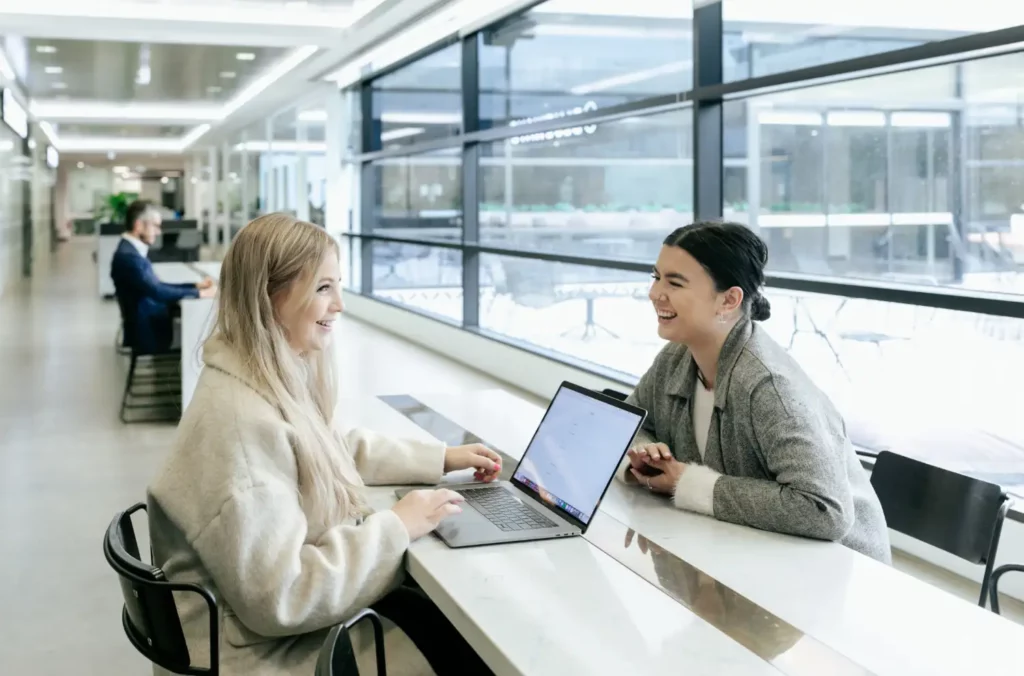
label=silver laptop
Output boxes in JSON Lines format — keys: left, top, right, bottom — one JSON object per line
{"left": 403, "top": 382, "right": 646, "bottom": 548}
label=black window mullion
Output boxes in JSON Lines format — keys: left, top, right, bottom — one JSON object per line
{"left": 693, "top": 2, "right": 724, "bottom": 222}
{"left": 462, "top": 34, "right": 481, "bottom": 328}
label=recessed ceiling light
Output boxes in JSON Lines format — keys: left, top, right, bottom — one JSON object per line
{"left": 207, "top": 86, "right": 222, "bottom": 94}
{"left": 52, "top": 82, "right": 67, "bottom": 90}
{"left": 219, "top": 71, "right": 236, "bottom": 79}
{"left": 36, "top": 45, "right": 57, "bottom": 54}
{"left": 76, "top": 161, "right": 84, "bottom": 169}
{"left": 45, "top": 66, "right": 63, "bottom": 75}
{"left": 160, "top": 176, "right": 169, "bottom": 184}
{"left": 236, "top": 52, "right": 256, "bottom": 61}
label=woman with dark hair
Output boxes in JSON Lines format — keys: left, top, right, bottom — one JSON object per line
{"left": 621, "top": 222, "right": 891, "bottom": 563}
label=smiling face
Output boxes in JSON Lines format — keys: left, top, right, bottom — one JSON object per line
{"left": 273, "top": 251, "right": 344, "bottom": 353}
{"left": 649, "top": 245, "right": 742, "bottom": 344}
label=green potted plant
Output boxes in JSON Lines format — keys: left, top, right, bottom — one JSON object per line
{"left": 95, "top": 191, "right": 139, "bottom": 226}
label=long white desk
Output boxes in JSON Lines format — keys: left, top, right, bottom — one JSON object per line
{"left": 151, "top": 262, "right": 202, "bottom": 285}
{"left": 153, "top": 263, "right": 215, "bottom": 408}
{"left": 344, "top": 390, "right": 1024, "bottom": 676}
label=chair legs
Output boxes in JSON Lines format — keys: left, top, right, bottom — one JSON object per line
{"left": 989, "top": 564, "right": 1024, "bottom": 615}
{"left": 979, "top": 500, "right": 1009, "bottom": 609}
{"left": 120, "top": 353, "right": 182, "bottom": 424}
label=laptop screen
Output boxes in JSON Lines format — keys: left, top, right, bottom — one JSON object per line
{"left": 512, "top": 385, "right": 645, "bottom": 526}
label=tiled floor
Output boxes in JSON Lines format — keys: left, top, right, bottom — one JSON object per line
{"left": 0, "top": 238, "right": 1021, "bottom": 675}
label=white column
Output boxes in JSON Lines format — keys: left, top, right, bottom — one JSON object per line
{"left": 220, "top": 142, "right": 231, "bottom": 245}
{"left": 325, "top": 87, "right": 346, "bottom": 235}
{"left": 207, "top": 146, "right": 218, "bottom": 248}
{"left": 746, "top": 100, "right": 761, "bottom": 233}
{"left": 265, "top": 117, "right": 275, "bottom": 212}
{"left": 296, "top": 113, "right": 310, "bottom": 222}
{"left": 240, "top": 130, "right": 250, "bottom": 225}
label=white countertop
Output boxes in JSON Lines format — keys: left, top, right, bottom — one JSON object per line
{"left": 151, "top": 262, "right": 202, "bottom": 285}
{"left": 346, "top": 390, "right": 1024, "bottom": 676}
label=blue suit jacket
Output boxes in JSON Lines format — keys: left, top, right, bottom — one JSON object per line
{"left": 110, "top": 238, "right": 199, "bottom": 354}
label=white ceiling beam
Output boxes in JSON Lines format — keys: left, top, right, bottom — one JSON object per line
{"left": 0, "top": 6, "right": 351, "bottom": 48}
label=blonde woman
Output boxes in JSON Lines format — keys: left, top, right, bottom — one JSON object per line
{"left": 147, "top": 214, "right": 500, "bottom": 676}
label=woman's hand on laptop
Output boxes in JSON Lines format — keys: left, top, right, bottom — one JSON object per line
{"left": 392, "top": 489, "right": 465, "bottom": 540}
{"left": 444, "top": 443, "right": 502, "bottom": 482}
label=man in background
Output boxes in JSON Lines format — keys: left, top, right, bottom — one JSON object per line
{"left": 110, "top": 199, "right": 215, "bottom": 354}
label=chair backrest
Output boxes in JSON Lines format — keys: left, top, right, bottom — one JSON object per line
{"left": 176, "top": 230, "right": 202, "bottom": 250}
{"left": 870, "top": 451, "right": 1006, "bottom": 564}
{"left": 103, "top": 503, "right": 196, "bottom": 674}
{"left": 601, "top": 388, "right": 628, "bottom": 402}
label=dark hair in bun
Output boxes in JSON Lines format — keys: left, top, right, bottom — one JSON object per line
{"left": 663, "top": 221, "right": 771, "bottom": 322}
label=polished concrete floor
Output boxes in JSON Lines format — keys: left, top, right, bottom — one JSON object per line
{"left": 1, "top": 239, "right": 1021, "bottom": 675}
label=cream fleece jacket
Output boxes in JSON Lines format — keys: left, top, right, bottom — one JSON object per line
{"left": 147, "top": 337, "right": 446, "bottom": 675}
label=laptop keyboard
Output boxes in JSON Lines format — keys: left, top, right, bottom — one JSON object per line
{"left": 459, "top": 488, "right": 558, "bottom": 531}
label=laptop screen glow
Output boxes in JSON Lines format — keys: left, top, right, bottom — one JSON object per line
{"left": 513, "top": 387, "right": 643, "bottom": 525}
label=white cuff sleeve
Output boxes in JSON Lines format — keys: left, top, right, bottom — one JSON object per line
{"left": 672, "top": 464, "right": 721, "bottom": 515}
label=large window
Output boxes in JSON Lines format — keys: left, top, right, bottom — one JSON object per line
{"left": 479, "top": 0, "right": 692, "bottom": 129}
{"left": 479, "top": 109, "right": 692, "bottom": 260}
{"left": 725, "top": 51, "right": 1024, "bottom": 293}
{"left": 370, "top": 42, "right": 462, "bottom": 151}
{"left": 371, "top": 243, "right": 463, "bottom": 323}
{"left": 373, "top": 149, "right": 462, "bottom": 243}
{"left": 722, "top": 0, "right": 1024, "bottom": 81}
{"left": 342, "top": 2, "right": 1024, "bottom": 492}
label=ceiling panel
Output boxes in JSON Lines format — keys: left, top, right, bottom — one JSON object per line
{"left": 57, "top": 123, "right": 188, "bottom": 138}
{"left": 26, "top": 38, "right": 287, "bottom": 102}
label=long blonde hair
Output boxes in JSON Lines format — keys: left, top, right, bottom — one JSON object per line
{"left": 207, "top": 213, "right": 366, "bottom": 527}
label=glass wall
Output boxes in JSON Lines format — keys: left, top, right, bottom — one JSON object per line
{"left": 480, "top": 108, "right": 692, "bottom": 260}
{"left": 341, "top": 0, "right": 1024, "bottom": 494}
{"left": 479, "top": 1, "right": 692, "bottom": 128}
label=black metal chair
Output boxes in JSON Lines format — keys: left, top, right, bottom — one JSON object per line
{"left": 989, "top": 564, "right": 1024, "bottom": 615}
{"left": 104, "top": 503, "right": 386, "bottom": 676}
{"left": 870, "top": 451, "right": 1009, "bottom": 608}
{"left": 113, "top": 292, "right": 182, "bottom": 423}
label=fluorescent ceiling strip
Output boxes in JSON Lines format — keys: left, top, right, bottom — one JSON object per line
{"left": 569, "top": 60, "right": 690, "bottom": 96}
{"left": 299, "top": 110, "right": 461, "bottom": 125}
{"left": 57, "top": 137, "right": 185, "bottom": 153}
{"left": 234, "top": 140, "right": 327, "bottom": 152}
{"left": 34, "top": 47, "right": 316, "bottom": 153}
{"left": 221, "top": 46, "right": 318, "bottom": 118}
{"left": 180, "top": 124, "right": 212, "bottom": 149}
{"left": 38, "top": 120, "right": 59, "bottom": 147}
{"left": 0, "top": 49, "right": 15, "bottom": 82}
{"left": 827, "top": 111, "right": 886, "bottom": 127}
{"left": 758, "top": 110, "right": 823, "bottom": 126}
{"left": 30, "top": 100, "right": 222, "bottom": 122}
{"left": 890, "top": 111, "right": 951, "bottom": 128}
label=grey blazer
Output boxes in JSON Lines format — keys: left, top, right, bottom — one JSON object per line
{"left": 627, "top": 320, "right": 892, "bottom": 563}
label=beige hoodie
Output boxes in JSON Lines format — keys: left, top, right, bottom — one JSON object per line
{"left": 147, "top": 337, "right": 445, "bottom": 675}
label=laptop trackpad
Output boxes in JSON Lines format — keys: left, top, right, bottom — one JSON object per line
{"left": 435, "top": 502, "right": 501, "bottom": 541}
